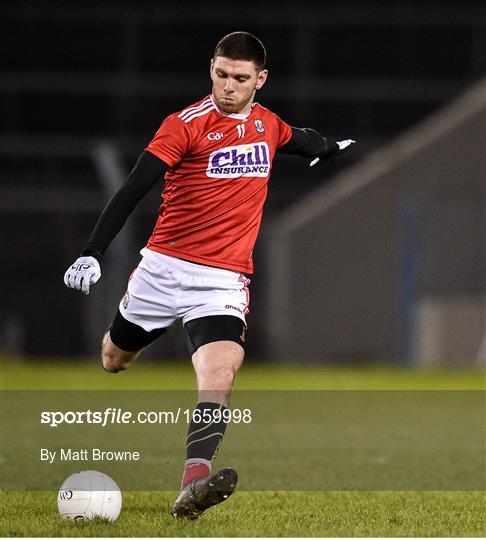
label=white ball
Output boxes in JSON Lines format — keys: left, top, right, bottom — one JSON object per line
{"left": 57, "top": 470, "right": 122, "bottom": 521}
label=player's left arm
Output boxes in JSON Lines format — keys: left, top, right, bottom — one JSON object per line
{"left": 278, "top": 126, "right": 355, "bottom": 165}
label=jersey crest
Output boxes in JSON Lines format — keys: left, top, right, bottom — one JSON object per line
{"left": 254, "top": 119, "right": 265, "bottom": 133}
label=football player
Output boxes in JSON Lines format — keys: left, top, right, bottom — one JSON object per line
{"left": 64, "top": 31, "right": 354, "bottom": 519}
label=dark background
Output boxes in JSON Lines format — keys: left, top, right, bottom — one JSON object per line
{"left": 1, "top": 0, "right": 485, "bottom": 359}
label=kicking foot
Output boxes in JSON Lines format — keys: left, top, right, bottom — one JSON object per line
{"left": 171, "top": 467, "right": 238, "bottom": 519}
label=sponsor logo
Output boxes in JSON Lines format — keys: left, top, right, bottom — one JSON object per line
{"left": 254, "top": 119, "right": 264, "bottom": 133}
{"left": 225, "top": 304, "right": 243, "bottom": 314}
{"left": 207, "top": 142, "right": 270, "bottom": 178}
{"left": 207, "top": 131, "right": 224, "bottom": 141}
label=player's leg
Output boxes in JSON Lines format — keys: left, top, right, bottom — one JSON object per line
{"left": 184, "top": 316, "right": 245, "bottom": 479}
{"left": 172, "top": 316, "right": 245, "bottom": 518}
{"left": 191, "top": 332, "right": 245, "bottom": 407}
{"left": 101, "top": 309, "right": 167, "bottom": 373}
{"left": 101, "top": 332, "right": 140, "bottom": 373}
{"left": 163, "top": 255, "right": 249, "bottom": 518}
{"left": 101, "top": 250, "right": 177, "bottom": 373}
{"left": 181, "top": 336, "right": 244, "bottom": 482}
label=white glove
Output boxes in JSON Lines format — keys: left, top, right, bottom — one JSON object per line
{"left": 337, "top": 139, "right": 356, "bottom": 150}
{"left": 64, "top": 256, "right": 101, "bottom": 295}
{"left": 310, "top": 139, "right": 356, "bottom": 166}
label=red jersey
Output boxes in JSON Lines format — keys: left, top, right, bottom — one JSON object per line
{"left": 145, "top": 95, "right": 292, "bottom": 274}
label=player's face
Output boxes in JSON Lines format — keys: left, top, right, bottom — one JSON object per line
{"left": 210, "top": 56, "right": 268, "bottom": 115}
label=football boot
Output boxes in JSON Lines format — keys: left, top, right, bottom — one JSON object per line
{"left": 171, "top": 467, "right": 238, "bottom": 519}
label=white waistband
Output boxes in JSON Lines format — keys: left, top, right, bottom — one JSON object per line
{"left": 140, "top": 248, "right": 241, "bottom": 278}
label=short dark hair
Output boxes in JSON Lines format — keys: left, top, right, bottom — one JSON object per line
{"left": 213, "top": 32, "right": 266, "bottom": 70}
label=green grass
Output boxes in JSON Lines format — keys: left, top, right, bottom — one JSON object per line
{"left": 2, "top": 491, "right": 485, "bottom": 537}
{"left": 2, "top": 356, "right": 485, "bottom": 390}
{"left": 1, "top": 357, "right": 485, "bottom": 536}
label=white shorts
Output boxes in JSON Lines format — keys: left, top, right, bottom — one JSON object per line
{"left": 119, "top": 248, "right": 250, "bottom": 331}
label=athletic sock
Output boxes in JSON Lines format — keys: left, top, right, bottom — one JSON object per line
{"left": 181, "top": 458, "right": 212, "bottom": 489}
{"left": 181, "top": 401, "right": 229, "bottom": 488}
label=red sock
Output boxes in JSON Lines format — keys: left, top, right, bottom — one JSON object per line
{"left": 181, "top": 459, "right": 211, "bottom": 489}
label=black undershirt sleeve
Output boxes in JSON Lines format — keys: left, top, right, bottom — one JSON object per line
{"left": 81, "top": 150, "right": 168, "bottom": 262}
{"left": 278, "top": 126, "right": 339, "bottom": 160}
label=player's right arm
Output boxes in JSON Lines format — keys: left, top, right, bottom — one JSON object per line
{"left": 64, "top": 150, "right": 167, "bottom": 295}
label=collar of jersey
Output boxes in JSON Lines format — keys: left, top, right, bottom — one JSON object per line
{"left": 210, "top": 95, "right": 254, "bottom": 121}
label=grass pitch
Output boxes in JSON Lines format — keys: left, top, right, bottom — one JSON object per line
{"left": 2, "top": 490, "right": 485, "bottom": 537}
{"left": 1, "top": 357, "right": 485, "bottom": 537}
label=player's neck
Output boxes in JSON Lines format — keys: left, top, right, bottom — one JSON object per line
{"left": 210, "top": 94, "right": 254, "bottom": 120}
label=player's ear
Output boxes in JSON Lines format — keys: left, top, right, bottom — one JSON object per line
{"left": 255, "top": 69, "right": 268, "bottom": 90}
{"left": 209, "top": 58, "right": 214, "bottom": 77}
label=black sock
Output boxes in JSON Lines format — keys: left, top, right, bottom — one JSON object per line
{"left": 186, "top": 401, "right": 229, "bottom": 462}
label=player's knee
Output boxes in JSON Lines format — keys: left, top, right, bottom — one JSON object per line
{"left": 101, "top": 352, "right": 129, "bottom": 373}
{"left": 211, "top": 363, "right": 240, "bottom": 388}
{"left": 100, "top": 332, "right": 134, "bottom": 373}
{"left": 100, "top": 344, "right": 131, "bottom": 373}
{"left": 221, "top": 351, "right": 244, "bottom": 380}
{"left": 101, "top": 358, "right": 119, "bottom": 374}
{"left": 192, "top": 340, "right": 244, "bottom": 390}
{"left": 195, "top": 358, "right": 238, "bottom": 388}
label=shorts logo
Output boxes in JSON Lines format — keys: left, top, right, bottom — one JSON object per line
{"left": 225, "top": 304, "right": 243, "bottom": 314}
{"left": 207, "top": 142, "right": 270, "bottom": 178}
{"left": 254, "top": 119, "right": 264, "bottom": 133}
{"left": 207, "top": 132, "right": 224, "bottom": 141}
{"left": 122, "top": 291, "right": 130, "bottom": 309}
